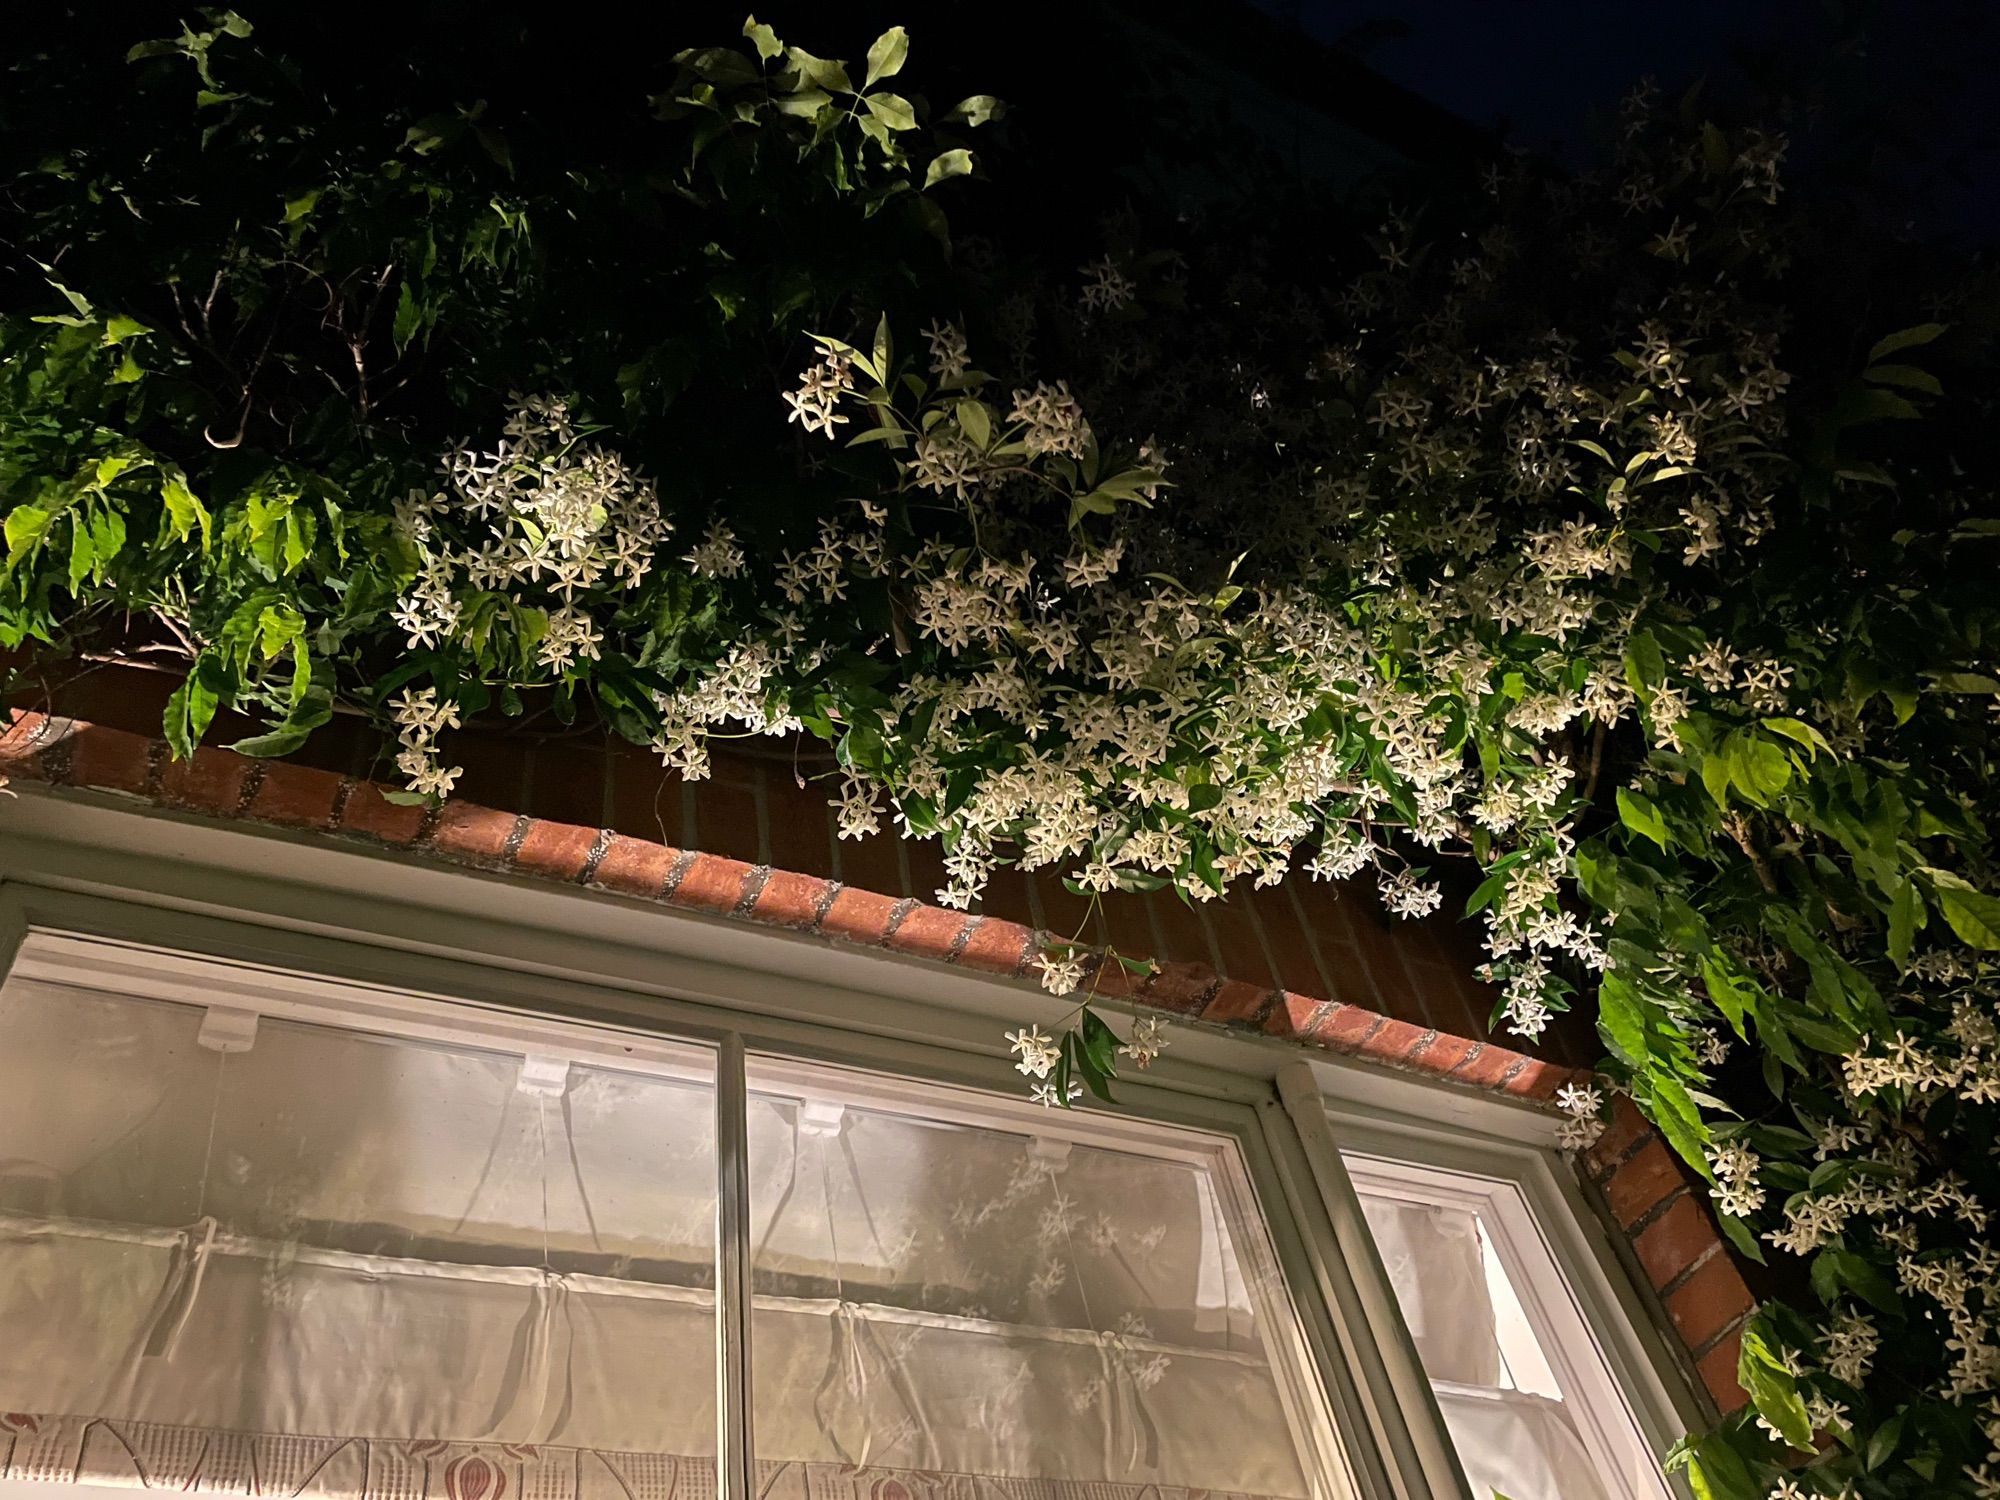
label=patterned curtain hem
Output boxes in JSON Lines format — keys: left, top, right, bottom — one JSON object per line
{"left": 0, "top": 1413, "right": 1294, "bottom": 1500}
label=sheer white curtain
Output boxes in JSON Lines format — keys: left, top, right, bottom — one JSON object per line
{"left": 0, "top": 976, "right": 1317, "bottom": 1500}
{"left": 1354, "top": 1192, "right": 1610, "bottom": 1500}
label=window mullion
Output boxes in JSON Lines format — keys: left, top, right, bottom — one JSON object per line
{"left": 1275, "top": 1060, "right": 1474, "bottom": 1500}
{"left": 715, "top": 1031, "right": 757, "bottom": 1500}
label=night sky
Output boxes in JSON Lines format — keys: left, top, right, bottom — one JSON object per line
{"left": 1254, "top": 0, "right": 1997, "bottom": 232}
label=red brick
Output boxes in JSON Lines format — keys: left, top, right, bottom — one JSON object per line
{"left": 1696, "top": 1321, "right": 1751, "bottom": 1414}
{"left": 819, "top": 886, "right": 902, "bottom": 946}
{"left": 1667, "top": 1253, "right": 1756, "bottom": 1352}
{"left": 512, "top": 819, "right": 601, "bottom": 882}
{"left": 1606, "top": 1139, "right": 1689, "bottom": 1229}
{"left": 888, "top": 903, "right": 972, "bottom": 963}
{"left": 750, "top": 869, "right": 831, "bottom": 930}
{"left": 244, "top": 762, "right": 340, "bottom": 831}
{"left": 1404, "top": 1029, "right": 1480, "bottom": 1078}
{"left": 1633, "top": 1192, "right": 1716, "bottom": 1290}
{"left": 1200, "top": 978, "right": 1276, "bottom": 1026}
{"left": 1142, "top": 959, "right": 1219, "bottom": 1015}
{"left": 588, "top": 836, "right": 679, "bottom": 900}
{"left": 669, "top": 852, "right": 754, "bottom": 915}
{"left": 1585, "top": 1096, "right": 1656, "bottom": 1179}
{"left": 0, "top": 708, "right": 50, "bottom": 762}
{"left": 1503, "top": 1057, "right": 1581, "bottom": 1102}
{"left": 66, "top": 724, "right": 152, "bottom": 796}
{"left": 1355, "top": 1016, "right": 1431, "bottom": 1066}
{"left": 338, "top": 780, "right": 427, "bottom": 845}
{"left": 1448, "top": 1043, "right": 1525, "bottom": 1090}
{"left": 956, "top": 917, "right": 1034, "bottom": 977}
{"left": 1263, "top": 991, "right": 1328, "bottom": 1041}
{"left": 157, "top": 743, "right": 249, "bottom": 815}
{"left": 1076, "top": 952, "right": 1137, "bottom": 999}
{"left": 1313, "top": 1003, "right": 1389, "bottom": 1053}
{"left": 430, "top": 800, "right": 521, "bottom": 866}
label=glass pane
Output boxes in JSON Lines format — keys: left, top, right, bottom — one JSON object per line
{"left": 1348, "top": 1165, "right": 1657, "bottom": 1500}
{"left": 746, "top": 1059, "right": 1336, "bottom": 1500}
{"left": 0, "top": 971, "right": 718, "bottom": 1479}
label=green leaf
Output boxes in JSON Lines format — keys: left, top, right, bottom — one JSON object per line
{"left": 1837, "top": 385, "right": 1922, "bottom": 425}
{"left": 1597, "top": 971, "right": 1649, "bottom": 1067}
{"left": 1931, "top": 871, "right": 2000, "bottom": 950}
{"left": 1642, "top": 1073, "right": 1713, "bottom": 1172}
{"left": 1887, "top": 878, "right": 1919, "bottom": 966}
{"left": 1729, "top": 732, "right": 1793, "bottom": 805}
{"left": 1716, "top": 1211, "right": 1766, "bottom": 1265}
{"left": 863, "top": 26, "right": 908, "bottom": 87}
{"left": 227, "top": 724, "right": 314, "bottom": 757}
{"left": 282, "top": 189, "right": 321, "bottom": 225}
{"left": 1739, "top": 1320, "right": 1814, "bottom": 1452}
{"left": 1863, "top": 362, "right": 1943, "bottom": 395}
{"left": 393, "top": 283, "right": 424, "bottom": 352}
{"left": 1623, "top": 630, "right": 1665, "bottom": 692}
{"left": 1866, "top": 322, "right": 1947, "bottom": 364}
{"left": 681, "top": 45, "right": 760, "bottom": 87}
{"left": 66, "top": 513, "right": 95, "bottom": 595}
{"left": 1759, "top": 718, "right": 1831, "bottom": 757}
{"left": 956, "top": 398, "right": 992, "bottom": 449}
{"left": 923, "top": 148, "right": 974, "bottom": 189}
{"left": 1865, "top": 1410, "right": 1905, "bottom": 1471}
{"left": 1683, "top": 1434, "right": 1758, "bottom": 1500}
{"left": 1186, "top": 783, "right": 1225, "bottom": 813}
{"left": 742, "top": 16, "right": 782, "bottom": 60}
{"left": 1080, "top": 1008, "right": 1120, "bottom": 1076}
{"left": 4, "top": 504, "right": 54, "bottom": 566}
{"left": 101, "top": 314, "right": 151, "bottom": 345}
{"left": 1617, "top": 787, "right": 1670, "bottom": 851}
{"left": 864, "top": 91, "right": 917, "bottom": 131}
{"left": 161, "top": 475, "right": 212, "bottom": 548}
{"left": 163, "top": 657, "right": 224, "bottom": 760}
{"left": 786, "top": 47, "right": 853, "bottom": 94}
{"left": 942, "top": 94, "right": 1004, "bottom": 126}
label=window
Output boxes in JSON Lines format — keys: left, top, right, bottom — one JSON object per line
{"left": 0, "top": 934, "right": 1353, "bottom": 1500}
{"left": 743, "top": 1057, "right": 1339, "bottom": 1500}
{"left": 0, "top": 796, "right": 1699, "bottom": 1500}
{"left": 1342, "top": 1156, "right": 1677, "bottom": 1500}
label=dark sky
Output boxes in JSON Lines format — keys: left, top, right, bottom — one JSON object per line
{"left": 1248, "top": 0, "right": 1997, "bottom": 233}
{"left": 1272, "top": 0, "right": 1785, "bottom": 154}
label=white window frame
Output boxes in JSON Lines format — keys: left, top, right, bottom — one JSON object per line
{"left": 1283, "top": 1059, "right": 1705, "bottom": 1499}
{"left": 0, "top": 787, "right": 1700, "bottom": 1500}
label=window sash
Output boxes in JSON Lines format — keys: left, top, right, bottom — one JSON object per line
{"left": 0, "top": 793, "right": 1675, "bottom": 1500}
{"left": 0, "top": 915, "right": 1417, "bottom": 1500}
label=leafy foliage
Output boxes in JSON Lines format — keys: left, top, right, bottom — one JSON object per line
{"left": 5, "top": 13, "right": 2000, "bottom": 1498}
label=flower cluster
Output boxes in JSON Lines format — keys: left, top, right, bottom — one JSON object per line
{"left": 386, "top": 396, "right": 669, "bottom": 793}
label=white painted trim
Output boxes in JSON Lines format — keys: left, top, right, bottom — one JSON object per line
{"left": 1296, "top": 1061, "right": 1706, "bottom": 1500}
{"left": 715, "top": 1034, "right": 756, "bottom": 1500}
